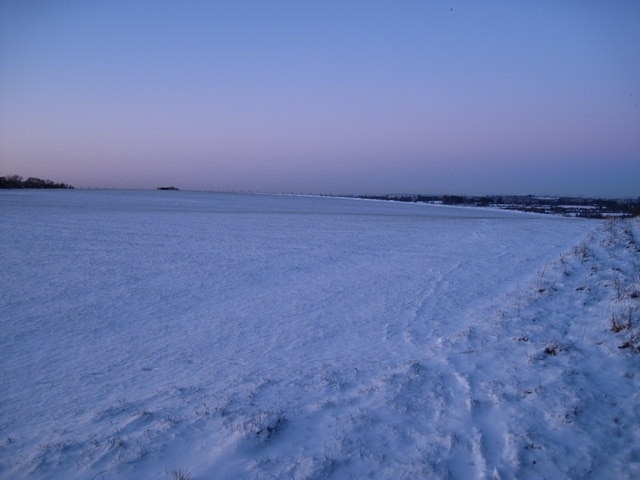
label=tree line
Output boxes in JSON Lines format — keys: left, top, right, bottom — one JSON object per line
{"left": 356, "top": 193, "right": 640, "bottom": 218}
{"left": 0, "top": 175, "right": 74, "bottom": 189}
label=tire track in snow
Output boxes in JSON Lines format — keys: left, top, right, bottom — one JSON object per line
{"left": 399, "top": 269, "right": 443, "bottom": 352}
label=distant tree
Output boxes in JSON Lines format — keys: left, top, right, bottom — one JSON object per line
{"left": 24, "top": 177, "right": 46, "bottom": 188}
{"left": 0, "top": 175, "right": 23, "bottom": 188}
{"left": 0, "top": 175, "right": 73, "bottom": 189}
{"left": 441, "top": 195, "right": 465, "bottom": 205}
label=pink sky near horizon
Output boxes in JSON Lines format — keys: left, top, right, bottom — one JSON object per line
{"left": 1, "top": 1, "right": 639, "bottom": 196}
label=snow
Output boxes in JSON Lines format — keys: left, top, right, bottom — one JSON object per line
{"left": 1, "top": 189, "right": 639, "bottom": 479}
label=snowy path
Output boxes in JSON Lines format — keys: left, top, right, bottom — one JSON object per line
{"left": 442, "top": 218, "right": 640, "bottom": 479}
{"left": 1, "top": 190, "right": 638, "bottom": 479}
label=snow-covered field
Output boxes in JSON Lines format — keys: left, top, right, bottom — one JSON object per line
{"left": 1, "top": 190, "right": 639, "bottom": 479}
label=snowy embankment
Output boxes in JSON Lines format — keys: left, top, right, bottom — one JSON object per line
{"left": 1, "top": 190, "right": 638, "bottom": 479}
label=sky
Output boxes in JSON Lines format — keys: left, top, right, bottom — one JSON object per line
{"left": 1, "top": 1, "right": 639, "bottom": 197}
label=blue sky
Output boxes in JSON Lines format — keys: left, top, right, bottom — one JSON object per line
{"left": 1, "top": 1, "right": 639, "bottom": 196}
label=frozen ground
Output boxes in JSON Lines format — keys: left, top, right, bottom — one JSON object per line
{"left": 1, "top": 190, "right": 638, "bottom": 479}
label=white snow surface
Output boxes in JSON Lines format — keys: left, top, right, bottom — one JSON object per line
{"left": 1, "top": 190, "right": 639, "bottom": 479}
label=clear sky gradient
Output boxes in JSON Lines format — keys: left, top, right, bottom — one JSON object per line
{"left": 1, "top": 1, "right": 639, "bottom": 196}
